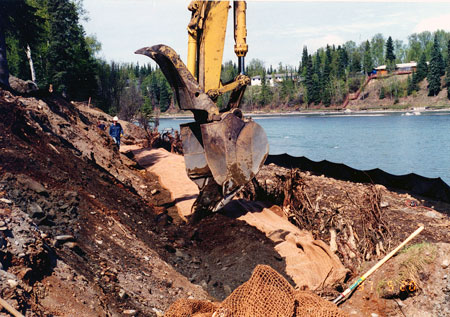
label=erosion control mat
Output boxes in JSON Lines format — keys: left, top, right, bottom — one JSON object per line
{"left": 266, "top": 154, "right": 450, "bottom": 203}
{"left": 165, "top": 265, "right": 348, "bottom": 317}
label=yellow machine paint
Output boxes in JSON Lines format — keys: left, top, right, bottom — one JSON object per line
{"left": 187, "top": 1, "right": 248, "bottom": 96}
{"left": 136, "top": 1, "right": 268, "bottom": 215}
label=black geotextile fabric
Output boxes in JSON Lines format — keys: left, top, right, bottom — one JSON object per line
{"left": 265, "top": 154, "right": 450, "bottom": 203}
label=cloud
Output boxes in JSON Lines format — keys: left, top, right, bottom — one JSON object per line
{"left": 256, "top": 18, "right": 399, "bottom": 38}
{"left": 303, "top": 34, "right": 346, "bottom": 51}
{"left": 414, "top": 14, "right": 450, "bottom": 33}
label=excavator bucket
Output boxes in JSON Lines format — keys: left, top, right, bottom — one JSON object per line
{"left": 136, "top": 44, "right": 269, "bottom": 213}
{"left": 201, "top": 112, "right": 269, "bottom": 196}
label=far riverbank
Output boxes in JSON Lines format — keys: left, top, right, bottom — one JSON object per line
{"left": 158, "top": 107, "right": 450, "bottom": 119}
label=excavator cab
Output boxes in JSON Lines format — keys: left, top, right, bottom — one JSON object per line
{"left": 136, "top": 1, "right": 269, "bottom": 214}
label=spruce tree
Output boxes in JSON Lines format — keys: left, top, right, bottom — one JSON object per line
{"left": 350, "top": 51, "right": 361, "bottom": 73}
{"left": 336, "top": 46, "right": 346, "bottom": 79}
{"left": 258, "top": 68, "right": 271, "bottom": 106}
{"left": 0, "top": 0, "right": 43, "bottom": 87}
{"left": 416, "top": 52, "right": 428, "bottom": 83}
{"left": 321, "top": 45, "right": 332, "bottom": 106}
{"left": 410, "top": 71, "right": 419, "bottom": 94}
{"left": 437, "top": 37, "right": 446, "bottom": 76}
{"left": 313, "top": 53, "right": 322, "bottom": 102}
{"left": 407, "top": 73, "right": 419, "bottom": 95}
{"left": 363, "top": 40, "right": 373, "bottom": 75}
{"left": 379, "top": 86, "right": 385, "bottom": 99}
{"left": 446, "top": 40, "right": 450, "bottom": 99}
{"left": 385, "top": 36, "right": 396, "bottom": 72}
{"left": 301, "top": 46, "right": 308, "bottom": 76}
{"left": 407, "top": 75, "right": 412, "bottom": 95}
{"left": 47, "top": 0, "right": 96, "bottom": 99}
{"left": 428, "top": 35, "right": 442, "bottom": 96}
{"left": 323, "top": 45, "right": 332, "bottom": 82}
{"left": 305, "top": 55, "right": 314, "bottom": 105}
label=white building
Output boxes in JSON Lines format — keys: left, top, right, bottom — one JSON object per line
{"left": 250, "top": 73, "right": 297, "bottom": 87}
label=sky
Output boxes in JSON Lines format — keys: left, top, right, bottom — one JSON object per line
{"left": 81, "top": 1, "right": 450, "bottom": 69}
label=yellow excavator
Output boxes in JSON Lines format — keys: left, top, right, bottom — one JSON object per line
{"left": 136, "top": 1, "right": 269, "bottom": 215}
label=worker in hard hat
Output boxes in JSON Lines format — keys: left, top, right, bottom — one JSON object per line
{"left": 109, "top": 116, "right": 124, "bottom": 148}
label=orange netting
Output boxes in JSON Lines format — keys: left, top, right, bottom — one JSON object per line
{"left": 165, "top": 265, "right": 348, "bottom": 317}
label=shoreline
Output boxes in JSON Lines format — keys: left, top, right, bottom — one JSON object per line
{"left": 158, "top": 107, "right": 450, "bottom": 119}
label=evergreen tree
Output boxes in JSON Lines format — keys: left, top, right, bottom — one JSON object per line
{"left": 0, "top": 0, "right": 43, "bottom": 87}
{"left": 446, "top": 40, "right": 450, "bottom": 99}
{"left": 320, "top": 45, "right": 332, "bottom": 106}
{"left": 301, "top": 46, "right": 308, "bottom": 76}
{"left": 379, "top": 86, "right": 385, "bottom": 99}
{"left": 437, "top": 36, "right": 446, "bottom": 77}
{"left": 416, "top": 52, "right": 428, "bottom": 82}
{"left": 408, "top": 71, "right": 419, "bottom": 94}
{"left": 406, "top": 74, "right": 412, "bottom": 95}
{"left": 322, "top": 83, "right": 331, "bottom": 106}
{"left": 407, "top": 72, "right": 419, "bottom": 95}
{"left": 313, "top": 52, "right": 322, "bottom": 102}
{"left": 47, "top": 0, "right": 97, "bottom": 99}
{"left": 428, "top": 34, "right": 443, "bottom": 96}
{"left": 258, "top": 68, "right": 272, "bottom": 106}
{"left": 341, "top": 46, "right": 349, "bottom": 69}
{"left": 304, "top": 55, "right": 314, "bottom": 105}
{"left": 311, "top": 73, "right": 321, "bottom": 104}
{"left": 350, "top": 51, "right": 361, "bottom": 73}
{"left": 385, "top": 36, "right": 396, "bottom": 72}
{"left": 363, "top": 40, "right": 373, "bottom": 75}
{"left": 323, "top": 45, "right": 332, "bottom": 82}
{"left": 336, "top": 46, "right": 346, "bottom": 79}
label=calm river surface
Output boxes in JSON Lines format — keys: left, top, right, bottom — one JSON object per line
{"left": 158, "top": 111, "right": 450, "bottom": 185}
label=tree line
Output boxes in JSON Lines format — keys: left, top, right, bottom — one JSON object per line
{"left": 1, "top": 0, "right": 450, "bottom": 119}
{"left": 245, "top": 31, "right": 450, "bottom": 109}
{"left": 0, "top": 0, "right": 173, "bottom": 125}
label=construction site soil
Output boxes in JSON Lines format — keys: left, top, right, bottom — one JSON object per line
{"left": 0, "top": 87, "right": 449, "bottom": 316}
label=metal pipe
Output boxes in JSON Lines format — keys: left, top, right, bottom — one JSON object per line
{"left": 238, "top": 56, "right": 245, "bottom": 74}
{"left": 234, "top": 1, "right": 248, "bottom": 74}
{"left": 187, "top": 32, "right": 197, "bottom": 79}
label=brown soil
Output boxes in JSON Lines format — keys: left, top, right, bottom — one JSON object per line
{"left": 0, "top": 87, "right": 449, "bottom": 316}
{"left": 347, "top": 75, "right": 450, "bottom": 110}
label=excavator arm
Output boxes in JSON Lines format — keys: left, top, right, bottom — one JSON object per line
{"left": 136, "top": 1, "right": 269, "bottom": 215}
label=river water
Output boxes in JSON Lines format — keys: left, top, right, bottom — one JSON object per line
{"left": 158, "top": 111, "right": 450, "bottom": 185}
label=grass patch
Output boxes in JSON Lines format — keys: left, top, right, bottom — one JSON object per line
{"left": 425, "top": 104, "right": 450, "bottom": 110}
{"left": 376, "top": 242, "right": 437, "bottom": 298}
{"left": 386, "top": 103, "right": 410, "bottom": 110}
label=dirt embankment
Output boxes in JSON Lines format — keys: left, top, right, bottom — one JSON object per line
{"left": 0, "top": 88, "right": 210, "bottom": 315}
{"left": 347, "top": 74, "right": 450, "bottom": 110}
{"left": 0, "top": 87, "right": 449, "bottom": 316}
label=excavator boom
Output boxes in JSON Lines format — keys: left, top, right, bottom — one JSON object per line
{"left": 136, "top": 1, "right": 269, "bottom": 215}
